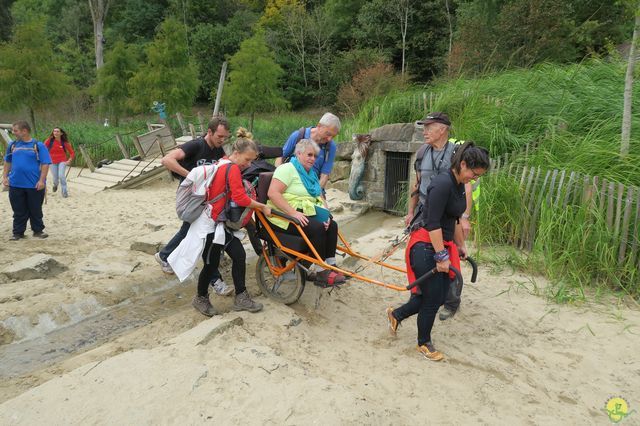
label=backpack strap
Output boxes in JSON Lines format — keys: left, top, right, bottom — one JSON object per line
{"left": 10, "top": 141, "right": 40, "bottom": 162}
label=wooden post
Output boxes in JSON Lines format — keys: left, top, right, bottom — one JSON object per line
{"left": 176, "top": 112, "right": 187, "bottom": 136}
{"left": 629, "top": 188, "right": 640, "bottom": 270}
{"left": 618, "top": 186, "right": 634, "bottom": 265}
{"left": 78, "top": 144, "right": 95, "bottom": 172}
{"left": 606, "top": 181, "right": 615, "bottom": 229}
{"left": 146, "top": 122, "right": 154, "bottom": 132}
{"left": 554, "top": 170, "right": 566, "bottom": 207}
{"left": 562, "top": 171, "right": 576, "bottom": 209}
{"left": 189, "top": 123, "right": 197, "bottom": 138}
{"left": 527, "top": 169, "right": 552, "bottom": 250}
{"left": 156, "top": 137, "right": 165, "bottom": 157}
{"left": 423, "top": 92, "right": 427, "bottom": 113}
{"left": 132, "top": 135, "right": 145, "bottom": 159}
{"left": 197, "top": 112, "right": 205, "bottom": 133}
{"left": 614, "top": 183, "right": 625, "bottom": 237}
{"left": 213, "top": 61, "right": 228, "bottom": 116}
{"left": 546, "top": 169, "right": 559, "bottom": 205}
{"left": 115, "top": 134, "right": 130, "bottom": 159}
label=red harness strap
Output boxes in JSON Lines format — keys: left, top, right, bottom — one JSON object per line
{"left": 405, "top": 228, "right": 461, "bottom": 295}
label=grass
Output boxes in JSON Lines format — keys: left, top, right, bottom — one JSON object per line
{"left": 343, "top": 58, "right": 640, "bottom": 186}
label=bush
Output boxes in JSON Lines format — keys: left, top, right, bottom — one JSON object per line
{"left": 336, "top": 62, "right": 407, "bottom": 117}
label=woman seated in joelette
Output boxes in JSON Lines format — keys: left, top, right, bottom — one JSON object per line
{"left": 267, "top": 139, "right": 346, "bottom": 286}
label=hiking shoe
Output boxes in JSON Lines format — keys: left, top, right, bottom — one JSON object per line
{"left": 210, "top": 278, "right": 234, "bottom": 296}
{"left": 33, "top": 231, "right": 48, "bottom": 239}
{"left": 314, "top": 270, "right": 346, "bottom": 287}
{"left": 417, "top": 342, "right": 444, "bottom": 361}
{"left": 439, "top": 307, "right": 456, "bottom": 321}
{"left": 154, "top": 252, "right": 174, "bottom": 275}
{"left": 233, "top": 291, "right": 263, "bottom": 313}
{"left": 9, "top": 234, "right": 24, "bottom": 241}
{"left": 52, "top": 185, "right": 58, "bottom": 193}
{"left": 192, "top": 295, "right": 218, "bottom": 317}
{"left": 62, "top": 191, "right": 68, "bottom": 198}
{"left": 386, "top": 307, "right": 398, "bottom": 336}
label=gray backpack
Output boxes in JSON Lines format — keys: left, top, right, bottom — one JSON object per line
{"left": 175, "top": 160, "right": 230, "bottom": 223}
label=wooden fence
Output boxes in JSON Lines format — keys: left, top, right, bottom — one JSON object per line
{"left": 490, "top": 154, "right": 640, "bottom": 271}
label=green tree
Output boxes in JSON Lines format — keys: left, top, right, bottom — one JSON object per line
{"left": 190, "top": 10, "right": 257, "bottom": 99}
{"left": 223, "top": 31, "right": 288, "bottom": 130}
{"left": 0, "top": 0, "right": 15, "bottom": 42}
{"left": 128, "top": 18, "right": 200, "bottom": 114}
{"left": 0, "top": 20, "right": 71, "bottom": 131}
{"left": 94, "top": 40, "right": 139, "bottom": 125}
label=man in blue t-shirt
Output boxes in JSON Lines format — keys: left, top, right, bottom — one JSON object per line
{"left": 2, "top": 120, "right": 52, "bottom": 240}
{"left": 275, "top": 112, "right": 341, "bottom": 189}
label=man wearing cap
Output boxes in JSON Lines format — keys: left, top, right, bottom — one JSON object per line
{"left": 275, "top": 112, "right": 341, "bottom": 189}
{"left": 406, "top": 112, "right": 473, "bottom": 320}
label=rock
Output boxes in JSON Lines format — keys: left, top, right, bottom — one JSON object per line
{"left": 342, "top": 201, "right": 370, "bottom": 215}
{"left": 370, "top": 123, "right": 414, "bottom": 142}
{"left": 78, "top": 249, "right": 139, "bottom": 276}
{"left": 130, "top": 229, "right": 177, "bottom": 255}
{"left": 326, "top": 179, "right": 349, "bottom": 193}
{"left": 335, "top": 141, "right": 355, "bottom": 160}
{"left": 144, "top": 222, "right": 165, "bottom": 232}
{"left": 329, "top": 161, "right": 351, "bottom": 182}
{"left": 2, "top": 254, "right": 68, "bottom": 281}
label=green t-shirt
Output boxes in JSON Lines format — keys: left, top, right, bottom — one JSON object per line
{"left": 267, "top": 163, "right": 322, "bottom": 229}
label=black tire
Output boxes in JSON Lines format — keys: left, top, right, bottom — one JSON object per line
{"left": 256, "top": 255, "right": 305, "bottom": 305}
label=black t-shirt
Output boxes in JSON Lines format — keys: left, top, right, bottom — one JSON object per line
{"left": 175, "top": 137, "right": 225, "bottom": 180}
{"left": 422, "top": 170, "right": 466, "bottom": 241}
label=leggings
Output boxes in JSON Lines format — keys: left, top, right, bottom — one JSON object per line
{"left": 198, "top": 231, "right": 246, "bottom": 297}
{"left": 279, "top": 217, "right": 338, "bottom": 260}
{"left": 393, "top": 242, "right": 448, "bottom": 346}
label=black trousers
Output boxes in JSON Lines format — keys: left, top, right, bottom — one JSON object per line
{"left": 9, "top": 186, "right": 46, "bottom": 235}
{"left": 393, "top": 242, "right": 448, "bottom": 346}
{"left": 198, "top": 231, "right": 246, "bottom": 297}
{"left": 279, "top": 217, "right": 338, "bottom": 260}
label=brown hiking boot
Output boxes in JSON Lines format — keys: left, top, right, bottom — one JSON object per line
{"left": 192, "top": 295, "right": 218, "bottom": 317}
{"left": 417, "top": 341, "right": 444, "bottom": 361}
{"left": 233, "top": 291, "right": 263, "bottom": 313}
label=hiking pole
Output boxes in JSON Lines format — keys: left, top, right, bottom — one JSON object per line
{"left": 465, "top": 256, "right": 478, "bottom": 283}
{"left": 406, "top": 265, "right": 463, "bottom": 292}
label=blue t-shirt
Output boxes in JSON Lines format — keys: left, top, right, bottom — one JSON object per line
{"left": 4, "top": 139, "right": 52, "bottom": 188}
{"left": 281, "top": 127, "right": 336, "bottom": 177}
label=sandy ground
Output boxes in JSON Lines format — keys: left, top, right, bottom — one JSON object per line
{"left": 0, "top": 173, "right": 639, "bottom": 424}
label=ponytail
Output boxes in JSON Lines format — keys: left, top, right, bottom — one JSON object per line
{"left": 450, "top": 141, "right": 490, "bottom": 173}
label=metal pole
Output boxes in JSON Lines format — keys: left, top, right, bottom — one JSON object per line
{"left": 213, "top": 61, "right": 228, "bottom": 116}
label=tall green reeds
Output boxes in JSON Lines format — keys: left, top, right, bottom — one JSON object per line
{"left": 343, "top": 59, "right": 640, "bottom": 186}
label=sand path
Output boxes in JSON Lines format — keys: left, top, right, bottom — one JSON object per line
{"left": 1, "top": 178, "right": 638, "bottom": 424}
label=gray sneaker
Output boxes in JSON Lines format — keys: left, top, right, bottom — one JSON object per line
{"left": 154, "top": 252, "right": 174, "bottom": 275}
{"left": 439, "top": 307, "right": 456, "bottom": 321}
{"left": 210, "top": 278, "right": 234, "bottom": 296}
{"left": 233, "top": 291, "right": 263, "bottom": 313}
{"left": 192, "top": 295, "right": 218, "bottom": 317}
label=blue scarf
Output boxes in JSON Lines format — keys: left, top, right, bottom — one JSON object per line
{"left": 291, "top": 157, "right": 321, "bottom": 197}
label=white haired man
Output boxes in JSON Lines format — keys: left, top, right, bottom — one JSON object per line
{"left": 275, "top": 112, "right": 341, "bottom": 189}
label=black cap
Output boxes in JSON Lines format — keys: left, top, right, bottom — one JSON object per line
{"left": 416, "top": 112, "right": 451, "bottom": 126}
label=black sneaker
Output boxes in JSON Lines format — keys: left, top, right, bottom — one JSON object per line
{"left": 9, "top": 234, "right": 24, "bottom": 241}
{"left": 52, "top": 185, "right": 58, "bottom": 193}
{"left": 33, "top": 231, "right": 48, "bottom": 239}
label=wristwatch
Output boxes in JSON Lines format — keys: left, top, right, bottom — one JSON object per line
{"left": 462, "top": 213, "right": 470, "bottom": 219}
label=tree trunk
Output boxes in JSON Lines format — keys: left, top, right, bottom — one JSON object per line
{"left": 621, "top": 9, "right": 640, "bottom": 156}
{"left": 249, "top": 111, "right": 255, "bottom": 133}
{"left": 445, "top": 0, "right": 453, "bottom": 55}
{"left": 88, "top": 0, "right": 110, "bottom": 70}
{"left": 28, "top": 106, "right": 36, "bottom": 134}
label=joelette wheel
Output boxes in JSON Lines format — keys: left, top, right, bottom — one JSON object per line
{"left": 256, "top": 255, "right": 305, "bottom": 305}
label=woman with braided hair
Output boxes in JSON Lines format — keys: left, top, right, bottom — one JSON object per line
{"left": 386, "top": 141, "right": 490, "bottom": 361}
